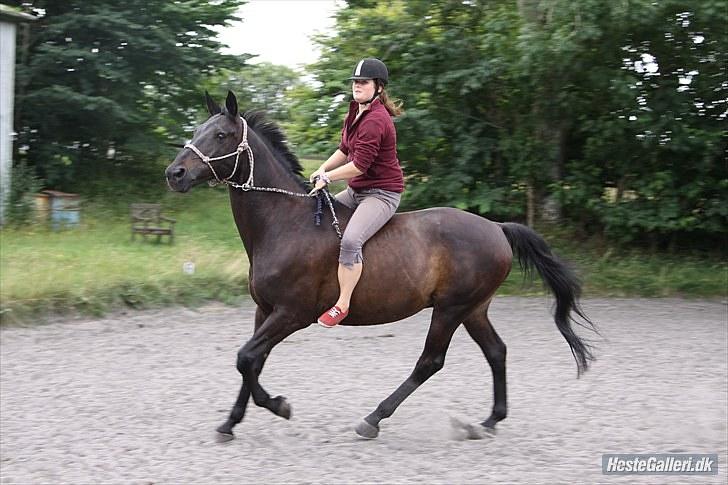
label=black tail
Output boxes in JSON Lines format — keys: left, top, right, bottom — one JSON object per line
{"left": 500, "top": 222, "right": 597, "bottom": 376}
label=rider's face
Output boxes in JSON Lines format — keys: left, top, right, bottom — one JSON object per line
{"left": 352, "top": 79, "right": 376, "bottom": 104}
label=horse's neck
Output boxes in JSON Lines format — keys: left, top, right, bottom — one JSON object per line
{"left": 243, "top": 131, "right": 305, "bottom": 194}
{"left": 228, "top": 136, "right": 311, "bottom": 255}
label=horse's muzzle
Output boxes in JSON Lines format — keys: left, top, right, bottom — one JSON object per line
{"left": 165, "top": 163, "right": 192, "bottom": 192}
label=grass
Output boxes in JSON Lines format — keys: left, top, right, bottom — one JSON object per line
{"left": 554, "top": 246, "right": 725, "bottom": 297}
{"left": 1, "top": 187, "right": 247, "bottom": 323}
{"left": 1, "top": 160, "right": 725, "bottom": 323}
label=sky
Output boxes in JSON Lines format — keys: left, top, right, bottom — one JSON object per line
{"left": 216, "top": 0, "right": 342, "bottom": 71}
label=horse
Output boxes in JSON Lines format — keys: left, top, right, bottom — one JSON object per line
{"left": 165, "top": 91, "right": 596, "bottom": 441}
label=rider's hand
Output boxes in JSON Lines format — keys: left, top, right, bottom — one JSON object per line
{"left": 309, "top": 166, "right": 325, "bottom": 183}
{"left": 308, "top": 177, "right": 328, "bottom": 196}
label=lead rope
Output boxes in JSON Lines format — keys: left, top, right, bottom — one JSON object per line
{"left": 184, "top": 117, "right": 342, "bottom": 239}
{"left": 315, "top": 186, "right": 343, "bottom": 239}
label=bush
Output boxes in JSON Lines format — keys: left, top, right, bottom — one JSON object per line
{"left": 5, "top": 161, "right": 44, "bottom": 226}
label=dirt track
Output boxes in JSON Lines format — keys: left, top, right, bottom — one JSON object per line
{"left": 1, "top": 297, "right": 726, "bottom": 484}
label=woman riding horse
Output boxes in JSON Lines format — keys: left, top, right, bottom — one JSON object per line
{"left": 309, "top": 58, "right": 404, "bottom": 328}
{"left": 165, "top": 83, "right": 596, "bottom": 441}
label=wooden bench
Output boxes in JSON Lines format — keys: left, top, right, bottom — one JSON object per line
{"left": 130, "top": 203, "right": 176, "bottom": 244}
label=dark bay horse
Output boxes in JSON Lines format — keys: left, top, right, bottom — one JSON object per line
{"left": 165, "top": 91, "right": 596, "bottom": 441}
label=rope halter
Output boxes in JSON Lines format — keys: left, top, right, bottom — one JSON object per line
{"left": 183, "top": 116, "right": 254, "bottom": 189}
{"left": 181, "top": 116, "right": 343, "bottom": 239}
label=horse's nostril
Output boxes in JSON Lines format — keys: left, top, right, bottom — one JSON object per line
{"left": 173, "top": 166, "right": 186, "bottom": 180}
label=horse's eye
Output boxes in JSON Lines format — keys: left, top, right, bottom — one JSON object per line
{"left": 217, "top": 132, "right": 226, "bottom": 139}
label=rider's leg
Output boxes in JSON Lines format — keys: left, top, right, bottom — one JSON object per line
{"left": 333, "top": 191, "right": 400, "bottom": 307}
{"left": 335, "top": 262, "right": 363, "bottom": 313}
{"left": 334, "top": 186, "right": 357, "bottom": 209}
{"left": 319, "top": 189, "right": 400, "bottom": 327}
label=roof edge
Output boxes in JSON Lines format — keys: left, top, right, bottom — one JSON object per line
{"left": 0, "top": 4, "right": 38, "bottom": 23}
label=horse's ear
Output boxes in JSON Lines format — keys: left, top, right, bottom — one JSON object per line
{"left": 225, "top": 90, "right": 238, "bottom": 118}
{"left": 205, "top": 91, "right": 221, "bottom": 116}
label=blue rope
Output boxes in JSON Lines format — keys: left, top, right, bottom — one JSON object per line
{"left": 314, "top": 191, "right": 324, "bottom": 226}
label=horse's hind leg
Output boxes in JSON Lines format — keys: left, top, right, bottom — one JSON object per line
{"left": 462, "top": 304, "right": 507, "bottom": 431}
{"left": 356, "top": 306, "right": 467, "bottom": 439}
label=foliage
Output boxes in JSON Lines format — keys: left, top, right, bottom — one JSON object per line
{"left": 284, "top": 83, "right": 347, "bottom": 157}
{"left": 8, "top": 0, "right": 246, "bottom": 191}
{"left": 203, "top": 62, "right": 303, "bottom": 122}
{"left": 305, "top": 0, "right": 727, "bottom": 246}
{"left": 556, "top": 0, "right": 728, "bottom": 246}
{"left": 4, "top": 160, "right": 44, "bottom": 226}
{"left": 6, "top": 0, "right": 726, "bottom": 249}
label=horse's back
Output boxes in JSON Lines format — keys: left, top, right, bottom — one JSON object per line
{"left": 388, "top": 206, "right": 511, "bottom": 254}
{"left": 346, "top": 206, "right": 513, "bottom": 322}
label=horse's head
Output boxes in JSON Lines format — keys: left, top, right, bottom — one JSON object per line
{"left": 166, "top": 91, "right": 244, "bottom": 192}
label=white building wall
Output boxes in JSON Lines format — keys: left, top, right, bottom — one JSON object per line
{"left": 0, "top": 21, "right": 17, "bottom": 225}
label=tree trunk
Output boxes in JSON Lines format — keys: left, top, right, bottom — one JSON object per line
{"left": 526, "top": 183, "right": 535, "bottom": 227}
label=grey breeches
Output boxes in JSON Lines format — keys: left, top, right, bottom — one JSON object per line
{"left": 335, "top": 186, "right": 401, "bottom": 267}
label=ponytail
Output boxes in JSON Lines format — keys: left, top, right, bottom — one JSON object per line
{"left": 377, "top": 83, "right": 403, "bottom": 117}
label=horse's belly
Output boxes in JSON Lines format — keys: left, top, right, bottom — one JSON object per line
{"left": 345, "top": 245, "right": 435, "bottom": 323}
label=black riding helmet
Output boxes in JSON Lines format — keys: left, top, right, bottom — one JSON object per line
{"left": 347, "top": 58, "right": 389, "bottom": 85}
{"left": 347, "top": 58, "right": 389, "bottom": 104}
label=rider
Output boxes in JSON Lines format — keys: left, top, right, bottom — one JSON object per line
{"left": 309, "top": 58, "right": 404, "bottom": 328}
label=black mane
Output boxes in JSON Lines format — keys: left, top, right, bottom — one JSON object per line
{"left": 240, "top": 110, "right": 307, "bottom": 188}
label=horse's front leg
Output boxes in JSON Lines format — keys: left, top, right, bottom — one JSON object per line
{"left": 236, "top": 309, "right": 307, "bottom": 421}
{"left": 216, "top": 307, "right": 269, "bottom": 441}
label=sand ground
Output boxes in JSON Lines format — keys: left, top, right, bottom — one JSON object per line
{"left": 1, "top": 297, "right": 726, "bottom": 484}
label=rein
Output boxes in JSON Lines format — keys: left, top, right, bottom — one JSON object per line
{"left": 184, "top": 117, "right": 342, "bottom": 239}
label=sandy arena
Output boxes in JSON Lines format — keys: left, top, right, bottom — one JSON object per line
{"left": 1, "top": 297, "right": 726, "bottom": 484}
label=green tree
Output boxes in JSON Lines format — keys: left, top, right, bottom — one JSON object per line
{"left": 10, "top": 0, "right": 246, "bottom": 190}
{"left": 558, "top": 0, "right": 727, "bottom": 246}
{"left": 204, "top": 62, "right": 302, "bottom": 122}
{"left": 305, "top": 0, "right": 726, "bottom": 246}
{"left": 310, "top": 0, "right": 539, "bottom": 218}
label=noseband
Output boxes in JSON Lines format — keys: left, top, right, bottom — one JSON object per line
{"left": 182, "top": 116, "right": 343, "bottom": 238}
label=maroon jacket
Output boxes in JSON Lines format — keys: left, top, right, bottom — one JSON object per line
{"left": 338, "top": 99, "right": 404, "bottom": 193}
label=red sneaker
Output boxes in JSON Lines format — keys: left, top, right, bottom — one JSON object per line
{"left": 318, "top": 305, "right": 349, "bottom": 328}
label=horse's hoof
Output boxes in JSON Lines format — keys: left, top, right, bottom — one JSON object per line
{"left": 215, "top": 422, "right": 235, "bottom": 442}
{"left": 355, "top": 419, "right": 379, "bottom": 439}
{"left": 465, "top": 423, "right": 496, "bottom": 440}
{"left": 215, "top": 430, "right": 235, "bottom": 443}
{"left": 273, "top": 395, "right": 292, "bottom": 420}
